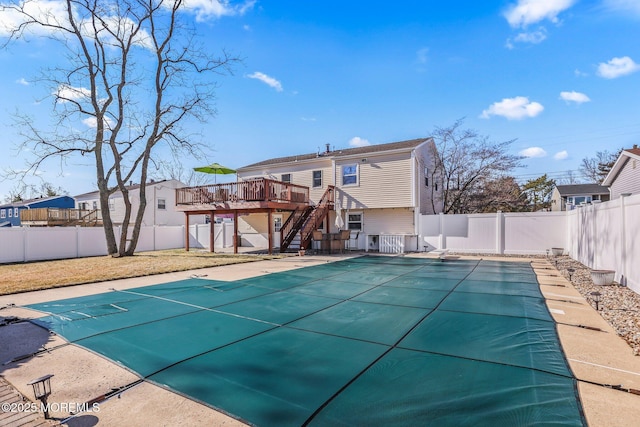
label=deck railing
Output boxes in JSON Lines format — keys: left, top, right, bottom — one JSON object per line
{"left": 176, "top": 178, "right": 310, "bottom": 206}
{"left": 20, "top": 208, "right": 102, "bottom": 225}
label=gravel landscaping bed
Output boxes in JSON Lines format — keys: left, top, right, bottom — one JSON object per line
{"left": 551, "top": 256, "right": 640, "bottom": 356}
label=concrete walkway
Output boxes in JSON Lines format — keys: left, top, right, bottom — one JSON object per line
{"left": 0, "top": 253, "right": 639, "bottom": 426}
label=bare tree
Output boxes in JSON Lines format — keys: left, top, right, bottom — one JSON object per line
{"left": 2, "top": 0, "right": 238, "bottom": 256}
{"left": 466, "top": 176, "right": 528, "bottom": 213}
{"left": 429, "top": 119, "right": 522, "bottom": 214}
{"left": 557, "top": 170, "right": 581, "bottom": 185}
{"left": 580, "top": 150, "right": 620, "bottom": 183}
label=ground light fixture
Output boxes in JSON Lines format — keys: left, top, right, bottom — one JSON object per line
{"left": 590, "top": 291, "right": 602, "bottom": 311}
{"left": 27, "top": 374, "right": 54, "bottom": 419}
{"left": 567, "top": 268, "right": 575, "bottom": 281}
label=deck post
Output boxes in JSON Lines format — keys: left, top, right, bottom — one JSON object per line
{"left": 185, "top": 213, "right": 190, "bottom": 252}
{"left": 267, "top": 209, "right": 273, "bottom": 255}
{"left": 234, "top": 211, "right": 238, "bottom": 254}
{"left": 210, "top": 210, "right": 215, "bottom": 253}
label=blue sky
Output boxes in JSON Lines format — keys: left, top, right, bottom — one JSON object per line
{"left": 1, "top": 0, "right": 639, "bottom": 200}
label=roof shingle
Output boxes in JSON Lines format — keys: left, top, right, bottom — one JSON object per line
{"left": 238, "top": 138, "right": 432, "bottom": 169}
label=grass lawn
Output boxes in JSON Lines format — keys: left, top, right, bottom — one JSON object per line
{"left": 0, "top": 250, "right": 282, "bottom": 295}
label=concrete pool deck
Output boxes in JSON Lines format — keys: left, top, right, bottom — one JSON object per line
{"left": 1, "top": 253, "right": 639, "bottom": 426}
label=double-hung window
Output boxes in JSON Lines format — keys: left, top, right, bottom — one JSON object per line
{"left": 347, "top": 212, "right": 362, "bottom": 231}
{"left": 342, "top": 164, "right": 358, "bottom": 186}
{"left": 281, "top": 174, "right": 291, "bottom": 183}
{"left": 312, "top": 170, "right": 322, "bottom": 188}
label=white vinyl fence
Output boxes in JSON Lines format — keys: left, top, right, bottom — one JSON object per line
{"left": 0, "top": 223, "right": 235, "bottom": 264}
{"left": 419, "top": 193, "right": 640, "bottom": 293}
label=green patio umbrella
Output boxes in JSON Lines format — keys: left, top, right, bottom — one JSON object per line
{"left": 193, "top": 162, "right": 236, "bottom": 183}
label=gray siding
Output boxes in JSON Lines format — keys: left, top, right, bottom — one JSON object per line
{"left": 610, "top": 158, "right": 640, "bottom": 199}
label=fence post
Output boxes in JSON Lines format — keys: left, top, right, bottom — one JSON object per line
{"left": 496, "top": 211, "right": 504, "bottom": 255}
{"left": 620, "top": 194, "right": 629, "bottom": 286}
{"left": 438, "top": 212, "right": 445, "bottom": 250}
{"left": 76, "top": 225, "right": 80, "bottom": 258}
{"left": 23, "top": 226, "right": 27, "bottom": 262}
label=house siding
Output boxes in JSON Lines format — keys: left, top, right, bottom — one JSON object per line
{"left": 239, "top": 159, "right": 334, "bottom": 204}
{"left": 75, "top": 180, "right": 193, "bottom": 226}
{"left": 610, "top": 158, "right": 640, "bottom": 199}
{"left": 360, "top": 208, "right": 415, "bottom": 235}
{"left": 414, "top": 140, "right": 439, "bottom": 215}
{"left": 335, "top": 152, "right": 413, "bottom": 209}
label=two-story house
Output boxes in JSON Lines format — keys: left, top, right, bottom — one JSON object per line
{"left": 0, "top": 195, "right": 75, "bottom": 227}
{"left": 235, "top": 138, "right": 441, "bottom": 251}
{"left": 75, "top": 179, "right": 193, "bottom": 226}
{"left": 602, "top": 145, "right": 640, "bottom": 199}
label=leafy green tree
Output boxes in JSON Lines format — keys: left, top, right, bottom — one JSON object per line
{"left": 522, "top": 174, "right": 556, "bottom": 211}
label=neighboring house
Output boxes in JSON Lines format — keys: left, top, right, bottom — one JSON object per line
{"left": 0, "top": 195, "right": 75, "bottom": 227}
{"left": 75, "top": 179, "right": 194, "bottom": 226}
{"left": 602, "top": 145, "right": 640, "bottom": 199}
{"left": 236, "top": 138, "right": 441, "bottom": 251}
{"left": 550, "top": 184, "right": 610, "bottom": 211}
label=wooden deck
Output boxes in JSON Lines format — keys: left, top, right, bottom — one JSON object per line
{"left": 175, "top": 179, "right": 314, "bottom": 255}
{"left": 175, "top": 179, "right": 310, "bottom": 214}
{"left": 20, "top": 208, "right": 102, "bottom": 227}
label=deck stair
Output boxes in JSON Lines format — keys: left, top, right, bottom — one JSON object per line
{"left": 280, "top": 186, "right": 334, "bottom": 253}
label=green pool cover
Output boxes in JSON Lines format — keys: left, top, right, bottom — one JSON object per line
{"left": 28, "top": 256, "right": 585, "bottom": 426}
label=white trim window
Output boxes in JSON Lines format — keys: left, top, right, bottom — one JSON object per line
{"left": 157, "top": 198, "right": 167, "bottom": 210}
{"left": 8, "top": 209, "right": 12, "bottom": 218}
{"left": 342, "top": 164, "right": 358, "bottom": 186}
{"left": 347, "top": 212, "right": 363, "bottom": 231}
{"left": 0, "top": 210, "right": 5, "bottom": 219}
{"left": 14, "top": 208, "right": 18, "bottom": 217}
{"left": 92, "top": 201, "right": 98, "bottom": 210}
{"left": 312, "top": 170, "right": 322, "bottom": 188}
{"left": 109, "top": 199, "right": 115, "bottom": 211}
{"left": 281, "top": 173, "right": 291, "bottom": 183}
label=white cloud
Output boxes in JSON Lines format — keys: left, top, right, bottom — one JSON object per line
{"left": 554, "top": 150, "right": 568, "bottom": 160}
{"left": 82, "top": 116, "right": 114, "bottom": 130}
{"left": 349, "top": 137, "right": 371, "bottom": 148}
{"left": 0, "top": 0, "right": 69, "bottom": 37}
{"left": 507, "top": 27, "right": 547, "bottom": 48}
{"left": 597, "top": 56, "right": 640, "bottom": 79}
{"left": 416, "top": 47, "right": 429, "bottom": 64}
{"left": 54, "top": 84, "right": 90, "bottom": 103}
{"left": 16, "top": 78, "right": 29, "bottom": 86}
{"left": 574, "top": 69, "right": 588, "bottom": 77}
{"left": 519, "top": 147, "right": 548, "bottom": 158}
{"left": 504, "top": 0, "right": 576, "bottom": 28}
{"left": 178, "top": 0, "right": 256, "bottom": 22}
{"left": 603, "top": 0, "right": 640, "bottom": 16}
{"left": 560, "top": 91, "right": 590, "bottom": 104}
{"left": 301, "top": 117, "right": 317, "bottom": 122}
{"left": 246, "top": 72, "right": 283, "bottom": 92}
{"left": 480, "top": 96, "right": 544, "bottom": 120}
